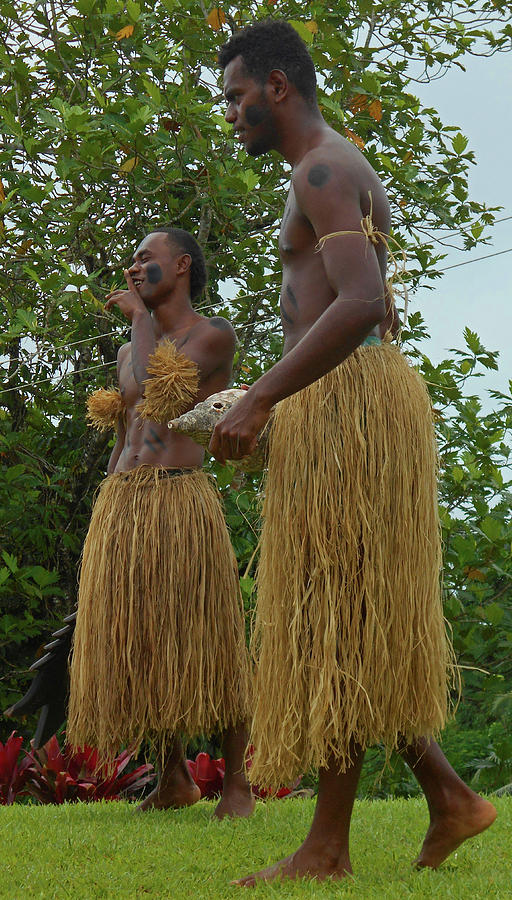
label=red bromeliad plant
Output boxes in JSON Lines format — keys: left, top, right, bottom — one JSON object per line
{"left": 1, "top": 733, "right": 156, "bottom": 804}
{"left": 0, "top": 731, "right": 33, "bottom": 805}
{"left": 186, "top": 749, "right": 301, "bottom": 800}
{"left": 186, "top": 752, "right": 225, "bottom": 799}
{"left": 22, "top": 735, "right": 156, "bottom": 804}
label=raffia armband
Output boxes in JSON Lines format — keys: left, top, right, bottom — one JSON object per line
{"left": 137, "top": 339, "right": 200, "bottom": 423}
{"left": 315, "top": 190, "right": 410, "bottom": 329}
{"left": 86, "top": 388, "right": 125, "bottom": 432}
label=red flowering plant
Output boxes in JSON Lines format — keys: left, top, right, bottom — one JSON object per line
{"left": 186, "top": 752, "right": 225, "bottom": 799}
{"left": 0, "top": 731, "right": 33, "bottom": 805}
{"left": 186, "top": 748, "right": 301, "bottom": 800}
{"left": 20, "top": 735, "right": 155, "bottom": 804}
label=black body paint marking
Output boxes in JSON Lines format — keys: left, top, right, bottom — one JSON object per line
{"left": 286, "top": 285, "right": 299, "bottom": 309}
{"left": 307, "top": 164, "right": 331, "bottom": 188}
{"left": 146, "top": 262, "right": 163, "bottom": 284}
{"left": 176, "top": 335, "right": 190, "bottom": 349}
{"left": 280, "top": 297, "right": 293, "bottom": 325}
{"left": 210, "top": 316, "right": 231, "bottom": 331}
{"left": 245, "top": 104, "right": 267, "bottom": 126}
{"left": 149, "top": 427, "right": 166, "bottom": 448}
{"left": 143, "top": 438, "right": 158, "bottom": 454}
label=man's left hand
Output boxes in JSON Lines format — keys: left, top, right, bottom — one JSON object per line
{"left": 209, "top": 390, "right": 272, "bottom": 464}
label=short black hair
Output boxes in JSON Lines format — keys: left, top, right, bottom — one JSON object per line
{"left": 148, "top": 227, "right": 207, "bottom": 300}
{"left": 218, "top": 20, "right": 317, "bottom": 104}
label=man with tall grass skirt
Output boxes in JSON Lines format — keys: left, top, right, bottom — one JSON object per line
{"left": 209, "top": 20, "right": 496, "bottom": 881}
{"left": 67, "top": 227, "right": 254, "bottom": 819}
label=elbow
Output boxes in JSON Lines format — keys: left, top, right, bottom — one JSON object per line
{"left": 364, "top": 294, "right": 387, "bottom": 330}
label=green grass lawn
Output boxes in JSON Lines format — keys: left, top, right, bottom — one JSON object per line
{"left": 1, "top": 797, "right": 510, "bottom": 899}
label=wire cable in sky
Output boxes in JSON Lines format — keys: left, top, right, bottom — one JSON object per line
{"left": 0, "top": 360, "right": 118, "bottom": 396}
{"left": 439, "top": 246, "right": 512, "bottom": 272}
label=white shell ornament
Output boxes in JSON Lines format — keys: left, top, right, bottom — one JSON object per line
{"left": 168, "top": 389, "right": 270, "bottom": 472}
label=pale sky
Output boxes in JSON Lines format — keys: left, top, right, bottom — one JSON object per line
{"left": 412, "top": 49, "right": 511, "bottom": 407}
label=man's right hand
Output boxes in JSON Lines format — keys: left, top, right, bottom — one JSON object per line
{"left": 105, "top": 271, "right": 147, "bottom": 322}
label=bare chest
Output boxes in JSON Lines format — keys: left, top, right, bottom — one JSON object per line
{"left": 279, "top": 188, "right": 317, "bottom": 258}
{"left": 118, "top": 350, "right": 141, "bottom": 407}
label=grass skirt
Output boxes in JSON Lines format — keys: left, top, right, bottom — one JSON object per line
{"left": 249, "top": 341, "right": 453, "bottom": 790}
{"left": 67, "top": 467, "right": 250, "bottom": 760}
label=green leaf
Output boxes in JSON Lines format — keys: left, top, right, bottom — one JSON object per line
{"left": 76, "top": 0, "right": 97, "bottom": 13}
{"left": 4, "top": 464, "right": 26, "bottom": 482}
{"left": 464, "top": 327, "right": 483, "bottom": 356}
{"left": 361, "top": 72, "right": 380, "bottom": 95}
{"left": 484, "top": 603, "right": 505, "bottom": 626}
{"left": 143, "top": 79, "right": 161, "bottom": 105}
{"left": 1, "top": 551, "right": 18, "bottom": 573}
{"left": 240, "top": 576, "right": 254, "bottom": 602}
{"left": 27, "top": 566, "right": 60, "bottom": 588}
{"left": 15, "top": 308, "right": 38, "bottom": 331}
{"left": 126, "top": 0, "right": 141, "bottom": 22}
{"left": 288, "top": 21, "right": 314, "bottom": 45}
{"left": 452, "top": 132, "right": 468, "bottom": 155}
{"left": 241, "top": 170, "right": 259, "bottom": 191}
{"left": 215, "top": 465, "right": 236, "bottom": 490}
{"left": 480, "top": 516, "right": 503, "bottom": 543}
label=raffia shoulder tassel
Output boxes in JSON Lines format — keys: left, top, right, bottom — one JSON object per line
{"left": 137, "top": 339, "right": 200, "bottom": 423}
{"left": 86, "top": 388, "right": 125, "bottom": 432}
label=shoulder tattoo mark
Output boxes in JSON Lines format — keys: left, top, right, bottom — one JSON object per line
{"left": 307, "top": 163, "right": 331, "bottom": 188}
{"left": 209, "top": 316, "right": 232, "bottom": 332}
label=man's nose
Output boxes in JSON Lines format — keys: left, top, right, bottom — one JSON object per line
{"left": 225, "top": 104, "right": 236, "bottom": 124}
{"left": 128, "top": 262, "right": 140, "bottom": 275}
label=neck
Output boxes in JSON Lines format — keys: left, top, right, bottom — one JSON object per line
{"left": 151, "top": 291, "right": 200, "bottom": 339}
{"left": 277, "top": 103, "right": 327, "bottom": 167}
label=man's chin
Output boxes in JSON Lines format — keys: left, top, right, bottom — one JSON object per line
{"left": 245, "top": 139, "right": 272, "bottom": 158}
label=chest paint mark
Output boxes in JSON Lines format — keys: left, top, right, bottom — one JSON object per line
{"left": 280, "top": 297, "right": 294, "bottom": 325}
{"left": 286, "top": 285, "right": 299, "bottom": 309}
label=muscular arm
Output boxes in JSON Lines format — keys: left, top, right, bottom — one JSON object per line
{"left": 130, "top": 306, "right": 156, "bottom": 385}
{"left": 107, "top": 416, "right": 126, "bottom": 474}
{"left": 104, "top": 272, "right": 155, "bottom": 386}
{"left": 107, "top": 348, "right": 127, "bottom": 474}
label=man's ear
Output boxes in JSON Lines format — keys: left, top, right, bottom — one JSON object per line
{"left": 176, "top": 253, "right": 192, "bottom": 276}
{"left": 267, "top": 69, "right": 289, "bottom": 104}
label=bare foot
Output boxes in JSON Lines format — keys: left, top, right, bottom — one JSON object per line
{"left": 414, "top": 794, "right": 497, "bottom": 868}
{"left": 233, "top": 842, "right": 352, "bottom": 886}
{"left": 136, "top": 780, "right": 201, "bottom": 812}
{"left": 213, "top": 783, "right": 256, "bottom": 820}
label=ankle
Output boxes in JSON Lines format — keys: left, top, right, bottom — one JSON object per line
{"left": 302, "top": 832, "right": 349, "bottom": 866}
{"left": 222, "top": 771, "right": 252, "bottom": 793}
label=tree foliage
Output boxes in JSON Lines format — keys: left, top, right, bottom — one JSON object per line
{"left": 0, "top": 0, "right": 511, "bottom": 777}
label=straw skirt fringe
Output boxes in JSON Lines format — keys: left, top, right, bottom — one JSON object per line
{"left": 249, "top": 341, "right": 454, "bottom": 790}
{"left": 67, "top": 467, "right": 250, "bottom": 760}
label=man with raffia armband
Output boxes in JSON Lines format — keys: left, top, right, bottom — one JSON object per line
{"left": 208, "top": 20, "right": 496, "bottom": 883}
{"left": 67, "top": 227, "right": 254, "bottom": 819}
